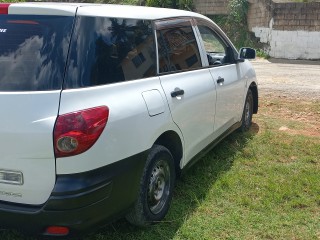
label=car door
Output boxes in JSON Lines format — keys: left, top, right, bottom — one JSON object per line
{"left": 195, "top": 20, "right": 245, "bottom": 135}
{"left": 155, "top": 18, "right": 217, "bottom": 164}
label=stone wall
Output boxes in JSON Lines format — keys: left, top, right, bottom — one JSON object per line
{"left": 247, "top": 0, "right": 272, "bottom": 30}
{"left": 249, "top": 1, "right": 320, "bottom": 59}
{"left": 194, "top": 0, "right": 320, "bottom": 59}
{"left": 273, "top": 2, "right": 320, "bottom": 31}
{"left": 193, "top": 0, "right": 228, "bottom": 15}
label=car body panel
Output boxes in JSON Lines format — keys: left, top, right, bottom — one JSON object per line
{"left": 0, "top": 91, "right": 60, "bottom": 205}
{"left": 0, "top": 11, "right": 74, "bottom": 205}
{"left": 142, "top": 90, "right": 166, "bottom": 117}
{"left": 159, "top": 69, "right": 217, "bottom": 165}
{"left": 7, "top": 2, "right": 78, "bottom": 16}
{"left": 57, "top": 78, "right": 182, "bottom": 174}
{"left": 209, "top": 64, "right": 244, "bottom": 134}
{"left": 76, "top": 4, "right": 208, "bottom": 20}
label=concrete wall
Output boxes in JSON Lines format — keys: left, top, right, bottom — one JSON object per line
{"left": 194, "top": 0, "right": 320, "bottom": 60}
{"left": 253, "top": 28, "right": 320, "bottom": 59}
{"left": 248, "top": 1, "right": 320, "bottom": 59}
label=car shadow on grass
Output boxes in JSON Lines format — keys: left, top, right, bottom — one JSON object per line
{"left": 84, "top": 124, "right": 260, "bottom": 240}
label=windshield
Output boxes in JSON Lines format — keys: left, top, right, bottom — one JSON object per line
{"left": 0, "top": 15, "right": 74, "bottom": 91}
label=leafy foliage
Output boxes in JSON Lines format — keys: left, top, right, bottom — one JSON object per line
{"left": 210, "top": 0, "right": 264, "bottom": 51}
{"left": 256, "top": 49, "right": 270, "bottom": 59}
{"left": 0, "top": 0, "right": 24, "bottom": 2}
{"left": 228, "top": 0, "right": 248, "bottom": 24}
{"left": 95, "top": 0, "right": 140, "bottom": 5}
{"left": 146, "top": 0, "right": 193, "bottom": 10}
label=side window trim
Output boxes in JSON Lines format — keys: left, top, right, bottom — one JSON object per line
{"left": 191, "top": 18, "right": 209, "bottom": 67}
{"left": 154, "top": 17, "right": 194, "bottom": 30}
{"left": 153, "top": 22, "right": 160, "bottom": 75}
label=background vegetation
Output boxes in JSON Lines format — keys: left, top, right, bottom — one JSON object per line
{"left": 210, "top": 0, "right": 268, "bottom": 57}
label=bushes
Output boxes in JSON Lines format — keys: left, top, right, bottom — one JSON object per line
{"left": 146, "top": 0, "right": 193, "bottom": 10}
{"left": 211, "top": 0, "right": 264, "bottom": 52}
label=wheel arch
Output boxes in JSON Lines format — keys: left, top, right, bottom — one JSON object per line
{"left": 154, "top": 130, "right": 183, "bottom": 176}
{"left": 249, "top": 82, "right": 258, "bottom": 114}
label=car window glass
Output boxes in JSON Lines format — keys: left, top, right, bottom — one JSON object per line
{"left": 198, "top": 25, "right": 232, "bottom": 66}
{"left": 65, "top": 17, "right": 156, "bottom": 89}
{"left": 157, "top": 25, "right": 201, "bottom": 73}
{"left": 0, "top": 15, "right": 74, "bottom": 91}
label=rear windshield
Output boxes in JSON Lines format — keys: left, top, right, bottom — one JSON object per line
{"left": 64, "top": 17, "right": 156, "bottom": 89}
{"left": 0, "top": 15, "right": 74, "bottom": 91}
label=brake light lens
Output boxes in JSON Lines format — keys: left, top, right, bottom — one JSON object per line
{"left": 0, "top": 3, "right": 10, "bottom": 14}
{"left": 54, "top": 106, "right": 109, "bottom": 158}
{"left": 45, "top": 226, "right": 70, "bottom": 236}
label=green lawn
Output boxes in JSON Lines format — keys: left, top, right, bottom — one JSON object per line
{"left": 1, "top": 95, "right": 319, "bottom": 240}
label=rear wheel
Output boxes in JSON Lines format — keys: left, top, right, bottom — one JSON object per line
{"left": 241, "top": 89, "right": 253, "bottom": 132}
{"left": 126, "top": 145, "right": 175, "bottom": 226}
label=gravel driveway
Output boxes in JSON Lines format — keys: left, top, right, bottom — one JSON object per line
{"left": 252, "top": 58, "right": 320, "bottom": 100}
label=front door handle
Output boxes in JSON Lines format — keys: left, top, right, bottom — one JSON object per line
{"left": 217, "top": 77, "right": 224, "bottom": 84}
{"left": 171, "top": 88, "right": 185, "bottom": 98}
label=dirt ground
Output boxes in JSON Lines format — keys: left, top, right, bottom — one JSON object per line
{"left": 252, "top": 58, "right": 320, "bottom": 100}
{"left": 251, "top": 58, "right": 320, "bottom": 137}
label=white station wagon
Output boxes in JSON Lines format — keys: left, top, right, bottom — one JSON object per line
{"left": 0, "top": 2, "right": 258, "bottom": 237}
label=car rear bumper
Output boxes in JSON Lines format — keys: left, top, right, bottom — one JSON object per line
{"left": 0, "top": 150, "right": 148, "bottom": 237}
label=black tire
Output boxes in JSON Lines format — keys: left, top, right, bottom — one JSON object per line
{"left": 126, "top": 145, "right": 175, "bottom": 226}
{"left": 240, "top": 89, "right": 253, "bottom": 132}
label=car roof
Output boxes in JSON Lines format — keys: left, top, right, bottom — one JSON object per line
{"left": 5, "top": 2, "right": 210, "bottom": 21}
{"left": 77, "top": 4, "right": 206, "bottom": 20}
{"left": 6, "top": 2, "right": 80, "bottom": 16}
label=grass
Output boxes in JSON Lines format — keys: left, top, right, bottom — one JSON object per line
{"left": 256, "top": 49, "right": 270, "bottom": 59}
{"left": 0, "top": 95, "right": 319, "bottom": 240}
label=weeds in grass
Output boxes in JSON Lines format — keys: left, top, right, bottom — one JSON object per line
{"left": 0, "top": 96, "right": 319, "bottom": 240}
{"left": 256, "top": 49, "right": 270, "bottom": 59}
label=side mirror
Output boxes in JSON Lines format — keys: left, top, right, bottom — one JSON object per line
{"left": 239, "top": 47, "right": 256, "bottom": 60}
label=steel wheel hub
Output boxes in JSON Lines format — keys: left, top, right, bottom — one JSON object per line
{"left": 245, "top": 100, "right": 251, "bottom": 126}
{"left": 148, "top": 160, "right": 170, "bottom": 215}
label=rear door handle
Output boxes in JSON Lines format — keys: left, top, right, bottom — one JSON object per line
{"left": 217, "top": 77, "right": 224, "bottom": 84}
{"left": 171, "top": 88, "right": 185, "bottom": 98}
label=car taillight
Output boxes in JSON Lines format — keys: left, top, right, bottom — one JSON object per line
{"left": 45, "top": 226, "right": 70, "bottom": 236}
{"left": 54, "top": 106, "right": 109, "bottom": 158}
{"left": 0, "top": 3, "right": 10, "bottom": 14}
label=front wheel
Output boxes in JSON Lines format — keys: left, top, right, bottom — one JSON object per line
{"left": 240, "top": 89, "right": 253, "bottom": 132}
{"left": 126, "top": 145, "right": 175, "bottom": 226}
